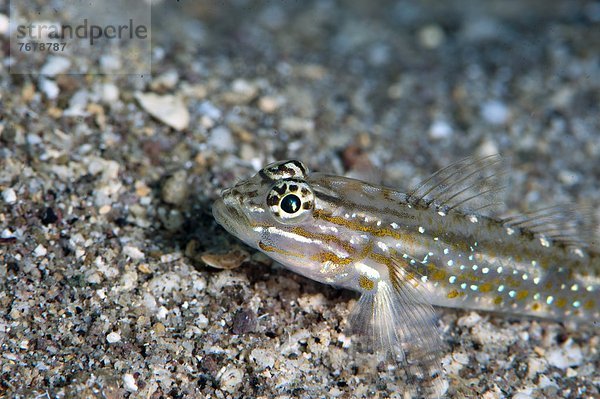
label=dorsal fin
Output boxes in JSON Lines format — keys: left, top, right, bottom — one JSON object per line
{"left": 406, "top": 155, "right": 509, "bottom": 216}
{"left": 502, "top": 205, "right": 593, "bottom": 250}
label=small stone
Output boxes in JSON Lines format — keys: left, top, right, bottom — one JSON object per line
{"left": 546, "top": 339, "right": 583, "bottom": 370}
{"left": 64, "top": 89, "right": 89, "bottom": 117}
{"left": 100, "top": 54, "right": 122, "bottom": 72}
{"left": 2, "top": 188, "right": 17, "bottom": 204}
{"left": 40, "top": 56, "right": 71, "bottom": 76}
{"left": 122, "top": 373, "right": 138, "bottom": 392}
{"left": 0, "top": 14, "right": 8, "bottom": 36}
{"left": 123, "top": 245, "right": 145, "bottom": 260}
{"left": 100, "top": 83, "right": 120, "bottom": 103}
{"left": 457, "top": 312, "right": 482, "bottom": 328}
{"left": 153, "top": 322, "right": 166, "bottom": 335}
{"left": 222, "top": 79, "right": 259, "bottom": 104}
{"left": 197, "top": 101, "right": 222, "bottom": 120}
{"left": 33, "top": 244, "right": 47, "bottom": 257}
{"left": 217, "top": 366, "right": 244, "bottom": 393}
{"left": 258, "top": 95, "right": 283, "bottom": 113}
{"left": 281, "top": 117, "right": 315, "bottom": 133}
{"left": 201, "top": 247, "right": 250, "bottom": 270}
{"left": 429, "top": 120, "right": 453, "bottom": 140}
{"left": 135, "top": 181, "right": 151, "bottom": 197}
{"left": 195, "top": 314, "right": 209, "bottom": 329}
{"left": 151, "top": 69, "right": 179, "bottom": 90}
{"left": 418, "top": 24, "right": 445, "bottom": 49}
{"left": 98, "top": 205, "right": 112, "bottom": 215}
{"left": 161, "top": 170, "right": 188, "bottom": 205}
{"left": 135, "top": 92, "right": 190, "bottom": 131}
{"left": 231, "top": 309, "right": 257, "bottom": 335}
{"left": 481, "top": 100, "right": 510, "bottom": 125}
{"left": 106, "top": 331, "right": 121, "bottom": 343}
{"left": 250, "top": 348, "right": 275, "bottom": 369}
{"left": 39, "top": 78, "right": 60, "bottom": 100}
{"left": 207, "top": 126, "right": 234, "bottom": 152}
{"left": 138, "top": 264, "right": 151, "bottom": 274}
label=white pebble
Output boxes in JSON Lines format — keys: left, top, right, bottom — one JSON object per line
{"left": 40, "top": 56, "right": 71, "bottom": 76}
{"left": 512, "top": 393, "right": 532, "bottom": 399}
{"left": 106, "top": 331, "right": 121, "bottom": 343}
{"left": 39, "top": 78, "right": 60, "bottom": 100}
{"left": 546, "top": 340, "right": 583, "bottom": 369}
{"left": 135, "top": 92, "right": 190, "bottom": 131}
{"left": 481, "top": 100, "right": 510, "bottom": 125}
{"left": 457, "top": 311, "right": 482, "bottom": 328}
{"left": 429, "top": 120, "right": 453, "bottom": 139}
{"left": 250, "top": 348, "right": 275, "bottom": 369}
{"left": 101, "top": 83, "right": 120, "bottom": 103}
{"left": 195, "top": 314, "right": 209, "bottom": 329}
{"left": 2, "top": 188, "right": 17, "bottom": 204}
{"left": 123, "top": 245, "right": 145, "bottom": 260}
{"left": 33, "top": 244, "right": 47, "bottom": 257}
{"left": 217, "top": 366, "right": 244, "bottom": 393}
{"left": 207, "top": 126, "right": 234, "bottom": 152}
{"left": 0, "top": 14, "right": 8, "bottom": 36}
{"left": 418, "top": 24, "right": 445, "bottom": 48}
{"left": 100, "top": 54, "right": 122, "bottom": 72}
{"left": 122, "top": 373, "right": 138, "bottom": 392}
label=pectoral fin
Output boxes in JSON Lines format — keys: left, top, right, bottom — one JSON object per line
{"left": 348, "top": 258, "right": 447, "bottom": 398}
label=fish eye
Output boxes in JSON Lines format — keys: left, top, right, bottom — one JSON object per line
{"left": 280, "top": 194, "right": 301, "bottom": 214}
{"left": 266, "top": 179, "right": 314, "bottom": 223}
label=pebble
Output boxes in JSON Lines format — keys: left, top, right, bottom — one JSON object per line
{"left": 217, "top": 366, "right": 244, "bottom": 393}
{"left": 201, "top": 248, "right": 250, "bottom": 270}
{"left": 280, "top": 117, "right": 315, "bottom": 133}
{"left": 418, "top": 24, "right": 445, "bottom": 49}
{"left": 122, "top": 245, "right": 145, "bottom": 260}
{"left": 546, "top": 339, "right": 583, "bottom": 370}
{"left": 2, "top": 188, "right": 17, "bottom": 204}
{"left": 222, "top": 79, "right": 259, "bottom": 104}
{"left": 195, "top": 314, "right": 209, "bottom": 329}
{"left": 135, "top": 92, "right": 190, "bottom": 131}
{"left": 0, "top": 14, "right": 8, "bottom": 35}
{"left": 100, "top": 54, "right": 122, "bottom": 72}
{"left": 100, "top": 83, "right": 120, "bottom": 103}
{"left": 40, "top": 56, "right": 71, "bottom": 76}
{"left": 207, "top": 126, "right": 234, "bottom": 152}
{"left": 258, "top": 95, "right": 283, "bottom": 113}
{"left": 106, "top": 331, "right": 121, "bottom": 343}
{"left": 33, "top": 244, "right": 47, "bottom": 257}
{"left": 481, "top": 100, "right": 510, "bottom": 125}
{"left": 250, "top": 348, "right": 275, "bottom": 369}
{"left": 161, "top": 170, "right": 188, "bottom": 205}
{"left": 151, "top": 69, "right": 180, "bottom": 90}
{"left": 122, "top": 373, "right": 138, "bottom": 392}
{"left": 231, "top": 309, "right": 257, "bottom": 335}
{"left": 39, "top": 78, "right": 60, "bottom": 100}
{"left": 429, "top": 120, "right": 453, "bottom": 140}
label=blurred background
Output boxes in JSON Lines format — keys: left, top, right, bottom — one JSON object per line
{"left": 1, "top": 1, "right": 599, "bottom": 398}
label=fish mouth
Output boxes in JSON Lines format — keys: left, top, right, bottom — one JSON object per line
{"left": 212, "top": 198, "right": 250, "bottom": 236}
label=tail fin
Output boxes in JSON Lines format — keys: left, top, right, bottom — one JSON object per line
{"left": 348, "top": 260, "right": 447, "bottom": 398}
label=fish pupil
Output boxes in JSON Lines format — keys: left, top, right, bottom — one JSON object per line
{"left": 280, "top": 194, "right": 301, "bottom": 214}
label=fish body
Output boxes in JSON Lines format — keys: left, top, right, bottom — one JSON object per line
{"left": 212, "top": 156, "right": 599, "bottom": 398}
